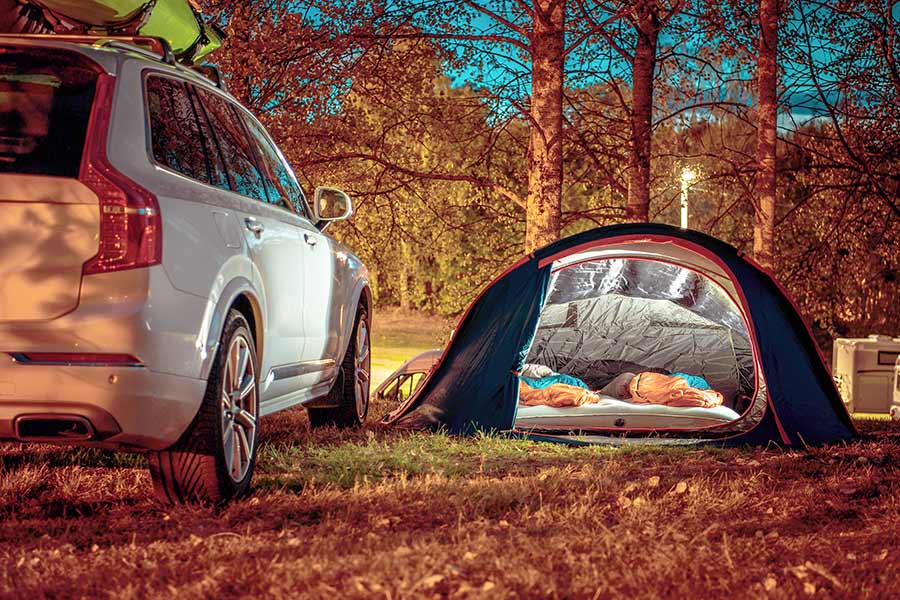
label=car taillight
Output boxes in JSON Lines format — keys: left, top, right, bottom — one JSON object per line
{"left": 81, "top": 74, "right": 161, "bottom": 275}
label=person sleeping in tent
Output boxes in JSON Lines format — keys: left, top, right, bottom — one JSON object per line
{"left": 518, "top": 365, "right": 724, "bottom": 410}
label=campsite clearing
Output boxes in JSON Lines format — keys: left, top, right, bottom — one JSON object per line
{"left": 0, "top": 311, "right": 897, "bottom": 599}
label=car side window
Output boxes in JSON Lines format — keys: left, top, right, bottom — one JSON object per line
{"left": 145, "top": 76, "right": 210, "bottom": 184}
{"left": 184, "top": 85, "right": 230, "bottom": 191}
{"left": 242, "top": 116, "right": 309, "bottom": 218}
{"left": 193, "top": 86, "right": 268, "bottom": 202}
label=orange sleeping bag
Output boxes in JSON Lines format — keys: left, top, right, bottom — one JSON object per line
{"left": 518, "top": 372, "right": 724, "bottom": 409}
{"left": 628, "top": 372, "right": 724, "bottom": 408}
{"left": 518, "top": 380, "right": 601, "bottom": 408}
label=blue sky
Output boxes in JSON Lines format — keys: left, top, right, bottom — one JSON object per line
{"left": 410, "top": 1, "right": 891, "bottom": 126}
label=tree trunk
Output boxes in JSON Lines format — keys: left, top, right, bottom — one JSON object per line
{"left": 754, "top": 0, "right": 779, "bottom": 268}
{"left": 626, "top": 2, "right": 660, "bottom": 223}
{"left": 525, "top": 0, "right": 565, "bottom": 253}
{"left": 398, "top": 239, "right": 411, "bottom": 310}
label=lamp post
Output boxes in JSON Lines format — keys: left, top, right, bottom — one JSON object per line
{"left": 679, "top": 167, "right": 697, "bottom": 229}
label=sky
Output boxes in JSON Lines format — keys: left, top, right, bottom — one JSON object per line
{"left": 400, "top": 1, "right": 893, "bottom": 127}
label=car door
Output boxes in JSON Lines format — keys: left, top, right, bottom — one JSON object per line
{"left": 239, "top": 113, "right": 339, "bottom": 390}
{"left": 192, "top": 86, "right": 306, "bottom": 402}
{"left": 294, "top": 215, "right": 338, "bottom": 367}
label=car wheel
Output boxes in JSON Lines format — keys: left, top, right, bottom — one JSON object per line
{"left": 148, "top": 310, "right": 260, "bottom": 504}
{"left": 308, "top": 305, "right": 370, "bottom": 428}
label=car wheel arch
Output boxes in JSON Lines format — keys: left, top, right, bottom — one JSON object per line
{"left": 334, "top": 280, "right": 372, "bottom": 368}
{"left": 201, "top": 278, "right": 266, "bottom": 381}
{"left": 230, "top": 293, "right": 263, "bottom": 363}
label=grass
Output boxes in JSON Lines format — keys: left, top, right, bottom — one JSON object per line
{"left": 1, "top": 311, "right": 899, "bottom": 598}
{"left": 369, "top": 307, "right": 453, "bottom": 388}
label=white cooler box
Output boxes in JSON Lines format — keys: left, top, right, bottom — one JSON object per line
{"left": 833, "top": 335, "right": 900, "bottom": 414}
{"left": 894, "top": 357, "right": 900, "bottom": 421}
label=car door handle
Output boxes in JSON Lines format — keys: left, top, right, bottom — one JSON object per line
{"left": 303, "top": 233, "right": 317, "bottom": 247}
{"left": 244, "top": 217, "right": 265, "bottom": 236}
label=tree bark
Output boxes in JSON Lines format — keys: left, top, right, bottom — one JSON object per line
{"left": 525, "top": 0, "right": 566, "bottom": 253}
{"left": 398, "top": 239, "right": 411, "bottom": 310}
{"left": 626, "top": 2, "right": 660, "bottom": 223}
{"left": 754, "top": 0, "right": 779, "bottom": 268}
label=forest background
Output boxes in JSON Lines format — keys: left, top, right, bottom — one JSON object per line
{"left": 202, "top": 0, "right": 900, "bottom": 347}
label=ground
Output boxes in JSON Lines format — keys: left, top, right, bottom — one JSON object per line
{"left": 1, "top": 309, "right": 898, "bottom": 599}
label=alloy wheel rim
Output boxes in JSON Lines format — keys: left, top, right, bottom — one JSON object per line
{"left": 354, "top": 317, "right": 371, "bottom": 420}
{"left": 221, "top": 334, "right": 257, "bottom": 483}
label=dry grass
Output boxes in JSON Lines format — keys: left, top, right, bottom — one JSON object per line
{"left": 1, "top": 312, "right": 897, "bottom": 598}
{"left": 1, "top": 405, "right": 897, "bottom": 599}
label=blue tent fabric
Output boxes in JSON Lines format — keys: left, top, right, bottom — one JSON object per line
{"left": 392, "top": 224, "right": 857, "bottom": 446}
{"left": 397, "top": 258, "right": 550, "bottom": 434}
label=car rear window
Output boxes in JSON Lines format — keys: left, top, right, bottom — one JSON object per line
{"left": 0, "top": 47, "right": 99, "bottom": 178}
{"left": 146, "top": 76, "right": 210, "bottom": 184}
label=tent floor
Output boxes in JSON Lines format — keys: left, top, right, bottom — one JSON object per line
{"left": 515, "top": 397, "right": 741, "bottom": 430}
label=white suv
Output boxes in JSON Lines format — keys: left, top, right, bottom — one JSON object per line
{"left": 0, "top": 36, "right": 372, "bottom": 503}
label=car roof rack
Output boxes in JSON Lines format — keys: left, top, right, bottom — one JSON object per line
{"left": 191, "top": 64, "right": 228, "bottom": 91}
{"left": 0, "top": 33, "right": 176, "bottom": 65}
{"left": 0, "top": 33, "right": 229, "bottom": 90}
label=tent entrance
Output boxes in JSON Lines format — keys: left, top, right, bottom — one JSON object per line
{"left": 515, "top": 249, "right": 768, "bottom": 438}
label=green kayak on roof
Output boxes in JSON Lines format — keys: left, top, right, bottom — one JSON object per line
{"left": 0, "top": 0, "right": 224, "bottom": 63}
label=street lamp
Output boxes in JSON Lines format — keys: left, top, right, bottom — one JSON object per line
{"left": 679, "top": 166, "right": 698, "bottom": 229}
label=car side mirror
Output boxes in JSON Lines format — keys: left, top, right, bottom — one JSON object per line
{"left": 314, "top": 187, "right": 353, "bottom": 223}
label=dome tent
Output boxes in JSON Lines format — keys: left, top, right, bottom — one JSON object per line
{"left": 384, "top": 224, "right": 857, "bottom": 446}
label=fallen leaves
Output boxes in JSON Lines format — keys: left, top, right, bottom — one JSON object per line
{"left": 613, "top": 476, "right": 695, "bottom": 509}
{"left": 838, "top": 481, "right": 857, "bottom": 495}
{"left": 418, "top": 574, "right": 444, "bottom": 589}
{"left": 785, "top": 561, "right": 844, "bottom": 593}
{"left": 804, "top": 562, "right": 844, "bottom": 590}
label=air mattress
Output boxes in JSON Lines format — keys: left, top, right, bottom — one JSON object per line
{"left": 515, "top": 398, "right": 741, "bottom": 430}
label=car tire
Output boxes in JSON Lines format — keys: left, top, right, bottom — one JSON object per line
{"left": 148, "top": 310, "right": 260, "bottom": 504}
{"left": 308, "top": 305, "right": 370, "bottom": 429}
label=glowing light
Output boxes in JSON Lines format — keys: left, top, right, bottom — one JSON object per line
{"left": 679, "top": 166, "right": 699, "bottom": 229}
{"left": 680, "top": 167, "right": 698, "bottom": 186}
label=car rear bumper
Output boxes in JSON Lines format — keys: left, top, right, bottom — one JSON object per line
{"left": 0, "top": 358, "right": 205, "bottom": 450}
